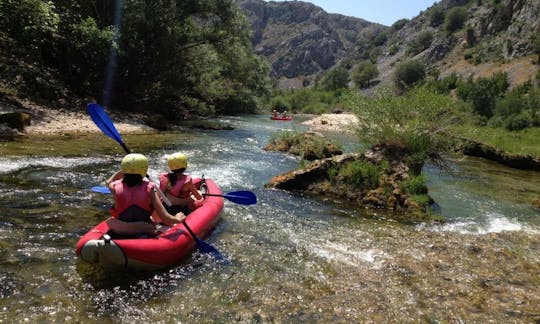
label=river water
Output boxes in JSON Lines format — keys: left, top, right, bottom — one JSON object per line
{"left": 0, "top": 115, "right": 538, "bottom": 323}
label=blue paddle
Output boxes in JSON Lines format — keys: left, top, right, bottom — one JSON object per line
{"left": 91, "top": 186, "right": 257, "bottom": 205}
{"left": 87, "top": 103, "right": 224, "bottom": 259}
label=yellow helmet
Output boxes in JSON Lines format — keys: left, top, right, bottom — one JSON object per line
{"left": 167, "top": 152, "right": 187, "bottom": 171}
{"left": 121, "top": 153, "right": 148, "bottom": 177}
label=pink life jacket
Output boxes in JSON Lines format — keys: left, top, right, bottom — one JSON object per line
{"left": 110, "top": 180, "right": 154, "bottom": 222}
{"left": 159, "top": 172, "right": 192, "bottom": 198}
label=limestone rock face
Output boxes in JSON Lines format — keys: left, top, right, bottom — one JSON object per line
{"left": 236, "top": 0, "right": 539, "bottom": 89}
{"left": 235, "top": 0, "right": 385, "bottom": 82}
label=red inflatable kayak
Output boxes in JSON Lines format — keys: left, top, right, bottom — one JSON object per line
{"left": 76, "top": 177, "right": 224, "bottom": 270}
{"left": 270, "top": 115, "right": 292, "bottom": 121}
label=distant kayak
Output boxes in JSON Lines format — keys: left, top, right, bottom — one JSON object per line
{"left": 270, "top": 115, "right": 292, "bottom": 121}
{"left": 76, "top": 177, "right": 224, "bottom": 270}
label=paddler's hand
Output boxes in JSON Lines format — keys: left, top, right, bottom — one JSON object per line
{"left": 190, "top": 190, "right": 204, "bottom": 208}
{"left": 175, "top": 212, "right": 186, "bottom": 223}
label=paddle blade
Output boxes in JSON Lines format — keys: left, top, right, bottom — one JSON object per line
{"left": 87, "top": 103, "right": 124, "bottom": 145}
{"left": 222, "top": 191, "right": 257, "bottom": 205}
{"left": 194, "top": 236, "right": 224, "bottom": 260}
{"left": 91, "top": 186, "right": 111, "bottom": 194}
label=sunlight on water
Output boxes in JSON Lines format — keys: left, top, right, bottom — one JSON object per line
{"left": 420, "top": 213, "right": 540, "bottom": 235}
{"left": 308, "top": 240, "right": 387, "bottom": 269}
{"left": 0, "top": 156, "right": 110, "bottom": 174}
{"left": 0, "top": 115, "right": 538, "bottom": 322}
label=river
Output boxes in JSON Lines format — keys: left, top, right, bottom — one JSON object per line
{"left": 0, "top": 114, "right": 539, "bottom": 323}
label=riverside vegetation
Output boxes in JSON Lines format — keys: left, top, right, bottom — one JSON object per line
{"left": 265, "top": 81, "right": 539, "bottom": 221}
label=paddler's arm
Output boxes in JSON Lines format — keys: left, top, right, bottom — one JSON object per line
{"left": 187, "top": 179, "right": 203, "bottom": 200}
{"left": 150, "top": 188, "right": 186, "bottom": 224}
{"left": 166, "top": 193, "right": 192, "bottom": 206}
{"left": 106, "top": 170, "right": 124, "bottom": 190}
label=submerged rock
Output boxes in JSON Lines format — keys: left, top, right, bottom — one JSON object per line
{"left": 264, "top": 130, "right": 437, "bottom": 222}
{"left": 265, "top": 150, "right": 432, "bottom": 222}
{"left": 0, "top": 112, "right": 31, "bottom": 131}
{"left": 263, "top": 131, "right": 342, "bottom": 160}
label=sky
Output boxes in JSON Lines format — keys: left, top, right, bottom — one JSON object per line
{"left": 264, "top": 0, "right": 439, "bottom": 26}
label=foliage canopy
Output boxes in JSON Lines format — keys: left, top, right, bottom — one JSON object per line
{"left": 0, "top": 0, "right": 269, "bottom": 117}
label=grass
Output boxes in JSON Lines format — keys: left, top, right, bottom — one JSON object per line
{"left": 451, "top": 125, "right": 540, "bottom": 157}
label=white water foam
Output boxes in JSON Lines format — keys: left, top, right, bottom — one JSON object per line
{"left": 310, "top": 241, "right": 387, "bottom": 269}
{"left": 418, "top": 213, "right": 540, "bottom": 235}
{"left": 0, "top": 156, "right": 110, "bottom": 174}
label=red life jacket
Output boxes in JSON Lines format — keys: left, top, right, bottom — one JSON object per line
{"left": 159, "top": 172, "right": 192, "bottom": 198}
{"left": 110, "top": 180, "right": 154, "bottom": 222}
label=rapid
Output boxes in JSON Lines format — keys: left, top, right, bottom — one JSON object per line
{"left": 0, "top": 114, "right": 538, "bottom": 322}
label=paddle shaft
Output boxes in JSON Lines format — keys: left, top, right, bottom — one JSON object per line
{"left": 88, "top": 103, "right": 224, "bottom": 258}
{"left": 203, "top": 193, "right": 229, "bottom": 197}
{"left": 92, "top": 186, "right": 256, "bottom": 205}
{"left": 182, "top": 221, "right": 199, "bottom": 241}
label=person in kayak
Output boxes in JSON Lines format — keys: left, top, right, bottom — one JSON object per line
{"left": 106, "top": 153, "right": 186, "bottom": 235}
{"left": 154, "top": 152, "right": 203, "bottom": 221}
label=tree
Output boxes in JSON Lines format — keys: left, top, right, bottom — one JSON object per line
{"left": 407, "top": 31, "right": 433, "bottom": 56}
{"left": 429, "top": 5, "right": 445, "bottom": 27}
{"left": 393, "top": 60, "right": 426, "bottom": 91}
{"left": 456, "top": 72, "right": 509, "bottom": 118}
{"left": 445, "top": 7, "right": 467, "bottom": 34}
{"left": 352, "top": 61, "right": 379, "bottom": 89}
{"left": 107, "top": 0, "right": 269, "bottom": 115}
{"left": 319, "top": 67, "right": 350, "bottom": 91}
{"left": 0, "top": 0, "right": 60, "bottom": 57}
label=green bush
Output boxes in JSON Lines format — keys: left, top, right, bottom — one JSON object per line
{"left": 464, "top": 48, "right": 482, "bottom": 64}
{"left": 0, "top": 0, "right": 60, "bottom": 54}
{"left": 352, "top": 61, "right": 379, "bottom": 89}
{"left": 429, "top": 5, "right": 445, "bottom": 27}
{"left": 371, "top": 32, "right": 388, "bottom": 47}
{"left": 445, "top": 7, "right": 468, "bottom": 34}
{"left": 504, "top": 112, "right": 531, "bottom": 131}
{"left": 318, "top": 67, "right": 350, "bottom": 91}
{"left": 425, "top": 72, "right": 459, "bottom": 94}
{"left": 271, "top": 96, "right": 289, "bottom": 111}
{"left": 407, "top": 31, "right": 433, "bottom": 56}
{"left": 338, "top": 160, "right": 384, "bottom": 189}
{"left": 401, "top": 174, "right": 428, "bottom": 195}
{"left": 347, "top": 87, "right": 464, "bottom": 174}
{"left": 391, "top": 19, "right": 409, "bottom": 31}
{"left": 268, "top": 130, "right": 342, "bottom": 160}
{"left": 493, "top": 85, "right": 540, "bottom": 130}
{"left": 456, "top": 72, "right": 509, "bottom": 118}
{"left": 388, "top": 43, "right": 400, "bottom": 56}
{"left": 303, "top": 102, "right": 328, "bottom": 114}
{"left": 393, "top": 60, "right": 426, "bottom": 91}
{"left": 270, "top": 88, "right": 346, "bottom": 114}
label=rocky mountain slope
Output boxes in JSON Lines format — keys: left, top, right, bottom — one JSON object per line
{"left": 376, "top": 0, "right": 539, "bottom": 87}
{"left": 235, "top": 0, "right": 386, "bottom": 87}
{"left": 236, "top": 0, "right": 539, "bottom": 88}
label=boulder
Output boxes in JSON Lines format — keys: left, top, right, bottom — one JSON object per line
{"left": 0, "top": 112, "right": 31, "bottom": 131}
{"left": 0, "top": 124, "right": 18, "bottom": 140}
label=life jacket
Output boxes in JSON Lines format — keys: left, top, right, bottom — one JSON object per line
{"left": 159, "top": 172, "right": 192, "bottom": 198}
{"left": 110, "top": 180, "right": 154, "bottom": 223}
